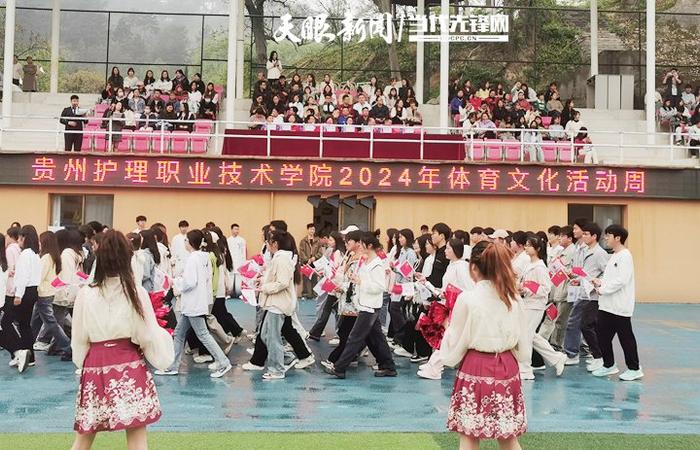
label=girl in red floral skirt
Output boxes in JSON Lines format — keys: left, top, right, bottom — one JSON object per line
{"left": 440, "top": 241, "right": 528, "bottom": 450}
{"left": 70, "top": 230, "right": 174, "bottom": 450}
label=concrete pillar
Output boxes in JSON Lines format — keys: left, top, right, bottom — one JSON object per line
{"left": 2, "top": 0, "right": 17, "bottom": 128}
{"left": 235, "top": 0, "right": 245, "bottom": 99}
{"left": 225, "top": 0, "right": 239, "bottom": 125}
{"left": 415, "top": 0, "right": 425, "bottom": 104}
{"left": 590, "top": 0, "right": 598, "bottom": 78}
{"left": 50, "top": 0, "right": 61, "bottom": 94}
{"left": 645, "top": 0, "right": 655, "bottom": 139}
{"left": 439, "top": 0, "right": 449, "bottom": 130}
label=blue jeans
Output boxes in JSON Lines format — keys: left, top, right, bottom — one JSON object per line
{"left": 31, "top": 296, "right": 71, "bottom": 355}
{"left": 564, "top": 300, "right": 585, "bottom": 357}
{"left": 260, "top": 311, "right": 285, "bottom": 375}
{"left": 168, "top": 315, "right": 229, "bottom": 371}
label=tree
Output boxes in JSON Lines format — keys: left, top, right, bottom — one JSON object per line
{"left": 373, "top": 0, "right": 401, "bottom": 79}
{"left": 245, "top": 0, "right": 270, "bottom": 69}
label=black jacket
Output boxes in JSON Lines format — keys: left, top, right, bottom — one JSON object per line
{"left": 60, "top": 106, "right": 86, "bottom": 130}
{"left": 426, "top": 245, "right": 449, "bottom": 289}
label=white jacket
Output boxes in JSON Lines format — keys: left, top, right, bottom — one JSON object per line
{"left": 175, "top": 250, "right": 212, "bottom": 317}
{"left": 442, "top": 259, "right": 474, "bottom": 293}
{"left": 13, "top": 248, "right": 41, "bottom": 299}
{"left": 598, "top": 249, "right": 635, "bottom": 317}
{"left": 54, "top": 248, "right": 83, "bottom": 307}
{"left": 357, "top": 255, "right": 386, "bottom": 312}
{"left": 520, "top": 260, "right": 552, "bottom": 311}
{"left": 0, "top": 267, "right": 7, "bottom": 308}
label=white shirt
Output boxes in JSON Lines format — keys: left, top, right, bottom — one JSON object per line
{"left": 71, "top": 278, "right": 174, "bottom": 370}
{"left": 4, "top": 242, "right": 21, "bottom": 296}
{"left": 353, "top": 101, "right": 371, "bottom": 115}
{"left": 442, "top": 259, "right": 475, "bottom": 293}
{"left": 227, "top": 235, "right": 246, "bottom": 270}
{"left": 123, "top": 75, "right": 139, "bottom": 90}
{"left": 421, "top": 254, "right": 435, "bottom": 279}
{"left": 13, "top": 62, "right": 23, "bottom": 80}
{"left": 512, "top": 250, "right": 530, "bottom": 281}
{"left": 356, "top": 256, "right": 386, "bottom": 312}
{"left": 175, "top": 250, "right": 212, "bottom": 317}
{"left": 520, "top": 259, "right": 552, "bottom": 310}
{"left": 598, "top": 249, "right": 636, "bottom": 317}
{"left": 565, "top": 119, "right": 584, "bottom": 139}
{"left": 171, "top": 233, "right": 188, "bottom": 276}
{"left": 13, "top": 248, "right": 41, "bottom": 299}
{"left": 266, "top": 59, "right": 282, "bottom": 80}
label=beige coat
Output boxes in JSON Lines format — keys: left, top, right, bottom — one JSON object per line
{"left": 259, "top": 250, "right": 296, "bottom": 316}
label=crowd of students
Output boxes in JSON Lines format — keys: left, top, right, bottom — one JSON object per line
{"left": 248, "top": 51, "right": 424, "bottom": 132}
{"left": 657, "top": 68, "right": 700, "bottom": 157}
{"left": 0, "top": 216, "right": 641, "bottom": 449}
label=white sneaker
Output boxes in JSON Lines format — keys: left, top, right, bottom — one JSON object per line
{"left": 33, "top": 341, "right": 51, "bottom": 352}
{"left": 417, "top": 367, "right": 442, "bottom": 380}
{"left": 262, "top": 372, "right": 285, "bottom": 380}
{"left": 592, "top": 365, "right": 619, "bottom": 377}
{"left": 283, "top": 343, "right": 293, "bottom": 352}
{"left": 619, "top": 368, "right": 644, "bottom": 381}
{"left": 241, "top": 362, "right": 264, "bottom": 371}
{"left": 532, "top": 365, "right": 546, "bottom": 371}
{"left": 74, "top": 369, "right": 81, "bottom": 375}
{"left": 295, "top": 356, "right": 316, "bottom": 369}
{"left": 207, "top": 362, "right": 218, "bottom": 371}
{"left": 284, "top": 358, "right": 299, "bottom": 372}
{"left": 555, "top": 355, "right": 566, "bottom": 377}
{"left": 210, "top": 364, "right": 232, "bottom": 378}
{"left": 587, "top": 358, "right": 604, "bottom": 372}
{"left": 520, "top": 372, "right": 535, "bottom": 380}
{"left": 393, "top": 347, "right": 413, "bottom": 358}
{"left": 193, "top": 354, "right": 214, "bottom": 364}
{"left": 361, "top": 349, "right": 369, "bottom": 357}
{"left": 418, "top": 362, "right": 430, "bottom": 371}
{"left": 16, "top": 350, "right": 29, "bottom": 373}
{"left": 328, "top": 338, "right": 340, "bottom": 346}
{"left": 565, "top": 356, "right": 580, "bottom": 366}
{"left": 9, "top": 357, "right": 18, "bottom": 367}
{"left": 232, "top": 329, "right": 247, "bottom": 344}
{"left": 320, "top": 360, "right": 334, "bottom": 370}
{"left": 154, "top": 369, "right": 179, "bottom": 376}
{"left": 246, "top": 347, "right": 254, "bottom": 355}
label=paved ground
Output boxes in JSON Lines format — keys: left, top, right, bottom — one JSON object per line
{"left": 1, "top": 302, "right": 698, "bottom": 434}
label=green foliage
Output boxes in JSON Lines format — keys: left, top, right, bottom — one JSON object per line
{"left": 58, "top": 70, "right": 105, "bottom": 94}
{"left": 526, "top": 20, "right": 584, "bottom": 87}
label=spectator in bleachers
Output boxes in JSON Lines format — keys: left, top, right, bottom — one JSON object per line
{"left": 492, "top": 99, "right": 508, "bottom": 124}
{"left": 475, "top": 82, "right": 490, "bottom": 100}
{"left": 534, "top": 93, "right": 547, "bottom": 116}
{"left": 277, "top": 75, "right": 290, "bottom": 103}
{"left": 369, "top": 87, "right": 383, "bottom": 106}
{"left": 544, "top": 82, "right": 558, "bottom": 103}
{"left": 172, "top": 69, "right": 189, "bottom": 92}
{"left": 138, "top": 105, "right": 158, "bottom": 131}
{"left": 662, "top": 68, "right": 682, "bottom": 107}
{"left": 305, "top": 96, "right": 320, "bottom": 119}
{"left": 338, "top": 107, "right": 353, "bottom": 125}
{"left": 123, "top": 105, "right": 137, "bottom": 131}
{"left": 303, "top": 73, "right": 316, "bottom": 92}
{"left": 199, "top": 95, "right": 217, "bottom": 120}
{"left": 547, "top": 92, "right": 564, "bottom": 116}
{"left": 174, "top": 103, "right": 196, "bottom": 133}
{"left": 384, "top": 77, "right": 399, "bottom": 97}
{"left": 565, "top": 110, "right": 584, "bottom": 139}
{"left": 681, "top": 85, "right": 696, "bottom": 111}
{"left": 688, "top": 119, "right": 700, "bottom": 158}
{"left": 266, "top": 51, "right": 282, "bottom": 87}
{"left": 343, "top": 116, "right": 357, "bottom": 132}
{"left": 148, "top": 89, "right": 165, "bottom": 114}
{"left": 364, "top": 75, "right": 380, "bottom": 97}
{"left": 188, "top": 81, "right": 202, "bottom": 114}
{"left": 143, "top": 70, "right": 156, "bottom": 90}
{"left": 320, "top": 84, "right": 336, "bottom": 104}
{"left": 288, "top": 93, "right": 303, "bottom": 118}
{"left": 547, "top": 115, "right": 566, "bottom": 141}
{"left": 302, "top": 85, "right": 316, "bottom": 104}
{"left": 21, "top": 57, "right": 40, "bottom": 92}
{"left": 495, "top": 83, "right": 506, "bottom": 99}
{"left": 249, "top": 108, "right": 266, "bottom": 130}
{"left": 462, "top": 111, "right": 477, "bottom": 137}
{"left": 521, "top": 83, "right": 537, "bottom": 102}
{"left": 250, "top": 94, "right": 267, "bottom": 117}
{"left": 103, "top": 102, "right": 125, "bottom": 150}
{"left": 677, "top": 100, "right": 692, "bottom": 122}
{"left": 113, "top": 87, "right": 129, "bottom": 111}
{"left": 515, "top": 91, "right": 532, "bottom": 111}
{"left": 449, "top": 78, "right": 461, "bottom": 101}
{"left": 153, "top": 70, "right": 172, "bottom": 93}
{"left": 128, "top": 89, "right": 146, "bottom": 115}
{"left": 12, "top": 55, "right": 22, "bottom": 86}
{"left": 124, "top": 67, "right": 139, "bottom": 90}
{"left": 674, "top": 117, "right": 689, "bottom": 146}
{"left": 659, "top": 99, "right": 681, "bottom": 132}
{"left": 398, "top": 78, "right": 412, "bottom": 102}
{"left": 170, "top": 84, "right": 188, "bottom": 110}
{"left": 561, "top": 99, "right": 576, "bottom": 128}
{"left": 484, "top": 89, "right": 498, "bottom": 111}
{"left": 354, "top": 93, "right": 372, "bottom": 116}
{"left": 290, "top": 73, "right": 303, "bottom": 91}
{"left": 320, "top": 94, "right": 336, "bottom": 117}
{"left": 268, "top": 94, "right": 285, "bottom": 115}
{"left": 406, "top": 99, "right": 423, "bottom": 126}
{"left": 370, "top": 96, "right": 390, "bottom": 122}
{"left": 356, "top": 107, "right": 371, "bottom": 126}
{"left": 100, "top": 82, "right": 115, "bottom": 104}
{"left": 318, "top": 73, "right": 336, "bottom": 95}
{"left": 574, "top": 128, "right": 599, "bottom": 163}
{"left": 191, "top": 73, "right": 205, "bottom": 95}
{"left": 498, "top": 117, "right": 516, "bottom": 140}
{"left": 303, "top": 114, "right": 318, "bottom": 131}
{"left": 108, "top": 66, "right": 124, "bottom": 91}
{"left": 390, "top": 99, "right": 407, "bottom": 125}
{"left": 450, "top": 90, "right": 465, "bottom": 116}
{"left": 476, "top": 112, "right": 497, "bottom": 139}
{"left": 156, "top": 103, "right": 177, "bottom": 131}
{"left": 510, "top": 81, "right": 523, "bottom": 99}
{"left": 524, "top": 122, "right": 544, "bottom": 162}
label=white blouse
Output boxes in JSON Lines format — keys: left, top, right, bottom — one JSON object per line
{"left": 440, "top": 280, "right": 528, "bottom": 368}
{"left": 520, "top": 259, "right": 552, "bottom": 311}
{"left": 13, "top": 248, "right": 41, "bottom": 299}
{"left": 442, "top": 259, "right": 474, "bottom": 293}
{"left": 71, "top": 277, "right": 174, "bottom": 370}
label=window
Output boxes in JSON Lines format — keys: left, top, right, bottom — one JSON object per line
{"left": 567, "top": 204, "right": 624, "bottom": 250}
{"left": 51, "top": 195, "right": 114, "bottom": 228}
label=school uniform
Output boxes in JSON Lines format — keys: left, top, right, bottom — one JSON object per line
{"left": 9, "top": 248, "right": 41, "bottom": 361}
{"left": 539, "top": 243, "right": 576, "bottom": 348}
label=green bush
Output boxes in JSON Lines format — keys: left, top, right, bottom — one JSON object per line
{"left": 59, "top": 70, "right": 106, "bottom": 94}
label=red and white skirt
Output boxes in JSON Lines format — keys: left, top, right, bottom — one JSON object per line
{"left": 447, "top": 350, "right": 527, "bottom": 440}
{"left": 74, "top": 338, "right": 162, "bottom": 434}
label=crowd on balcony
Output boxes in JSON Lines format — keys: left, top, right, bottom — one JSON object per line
{"left": 248, "top": 51, "right": 424, "bottom": 133}
{"left": 657, "top": 68, "right": 700, "bottom": 157}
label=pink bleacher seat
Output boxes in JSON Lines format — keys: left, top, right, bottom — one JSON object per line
{"left": 503, "top": 140, "right": 522, "bottom": 161}
{"left": 194, "top": 120, "right": 213, "bottom": 133}
{"left": 558, "top": 142, "right": 574, "bottom": 162}
{"left": 485, "top": 139, "right": 503, "bottom": 161}
{"left": 80, "top": 126, "right": 99, "bottom": 151}
{"left": 452, "top": 114, "right": 461, "bottom": 127}
{"left": 94, "top": 104, "right": 109, "bottom": 116}
{"left": 115, "top": 130, "right": 134, "bottom": 152}
{"left": 94, "top": 133, "right": 107, "bottom": 152}
{"left": 468, "top": 139, "right": 485, "bottom": 160}
{"left": 133, "top": 131, "right": 151, "bottom": 152}
{"left": 541, "top": 116, "right": 552, "bottom": 127}
{"left": 541, "top": 142, "right": 558, "bottom": 162}
{"left": 171, "top": 131, "right": 190, "bottom": 153}
{"left": 87, "top": 117, "right": 102, "bottom": 128}
{"left": 191, "top": 136, "right": 208, "bottom": 154}
{"left": 151, "top": 131, "right": 170, "bottom": 153}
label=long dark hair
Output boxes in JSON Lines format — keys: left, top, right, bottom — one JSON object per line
{"left": 0, "top": 233, "right": 7, "bottom": 272}
{"left": 40, "top": 231, "right": 62, "bottom": 274}
{"left": 93, "top": 230, "right": 143, "bottom": 318}
{"left": 19, "top": 225, "right": 40, "bottom": 254}
{"left": 139, "top": 229, "right": 161, "bottom": 265}
{"left": 386, "top": 228, "right": 398, "bottom": 254}
{"left": 470, "top": 241, "right": 518, "bottom": 310}
{"left": 210, "top": 226, "right": 233, "bottom": 271}
{"left": 202, "top": 229, "right": 224, "bottom": 267}
{"left": 526, "top": 235, "right": 548, "bottom": 265}
{"left": 268, "top": 230, "right": 300, "bottom": 284}
{"left": 330, "top": 231, "right": 347, "bottom": 254}
{"left": 56, "top": 229, "right": 83, "bottom": 255}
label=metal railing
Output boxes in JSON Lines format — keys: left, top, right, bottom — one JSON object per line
{"left": 0, "top": 115, "right": 697, "bottom": 166}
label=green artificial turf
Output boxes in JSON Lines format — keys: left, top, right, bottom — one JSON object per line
{"left": 1, "top": 432, "right": 698, "bottom": 450}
